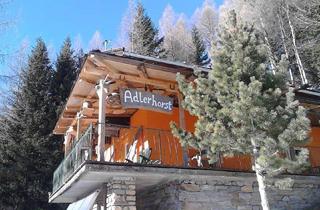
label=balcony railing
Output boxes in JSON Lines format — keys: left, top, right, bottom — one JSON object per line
{"left": 104, "top": 126, "right": 187, "bottom": 167}
{"left": 52, "top": 124, "right": 320, "bottom": 195}
{"left": 52, "top": 125, "right": 254, "bottom": 194}
{"left": 52, "top": 124, "right": 93, "bottom": 193}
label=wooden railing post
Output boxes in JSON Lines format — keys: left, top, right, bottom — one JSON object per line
{"left": 95, "top": 79, "right": 113, "bottom": 161}
{"left": 76, "top": 112, "right": 82, "bottom": 140}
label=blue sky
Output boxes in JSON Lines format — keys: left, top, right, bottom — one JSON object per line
{"left": 2, "top": 0, "right": 224, "bottom": 62}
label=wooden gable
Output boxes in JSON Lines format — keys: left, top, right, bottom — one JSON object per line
{"left": 53, "top": 51, "right": 201, "bottom": 134}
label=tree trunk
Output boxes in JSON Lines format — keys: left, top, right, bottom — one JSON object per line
{"left": 254, "top": 161, "right": 270, "bottom": 210}
{"left": 285, "top": 1, "right": 308, "bottom": 84}
{"left": 278, "top": 13, "right": 294, "bottom": 84}
{"left": 251, "top": 134, "right": 270, "bottom": 210}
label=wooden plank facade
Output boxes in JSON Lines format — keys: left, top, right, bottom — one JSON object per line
{"left": 53, "top": 50, "right": 320, "bottom": 190}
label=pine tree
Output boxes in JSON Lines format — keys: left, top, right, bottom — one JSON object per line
{"left": 130, "top": 2, "right": 164, "bottom": 57}
{"left": 53, "top": 37, "right": 78, "bottom": 113}
{"left": 0, "top": 102, "right": 24, "bottom": 209}
{"left": 75, "top": 48, "right": 84, "bottom": 75}
{"left": 0, "top": 39, "right": 63, "bottom": 210}
{"left": 171, "top": 12, "right": 310, "bottom": 210}
{"left": 191, "top": 26, "right": 210, "bottom": 66}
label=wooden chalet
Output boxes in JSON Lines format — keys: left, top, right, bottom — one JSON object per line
{"left": 48, "top": 49, "right": 320, "bottom": 209}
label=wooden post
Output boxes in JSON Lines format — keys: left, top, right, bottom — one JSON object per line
{"left": 63, "top": 134, "right": 69, "bottom": 157}
{"left": 76, "top": 112, "right": 82, "bottom": 140}
{"left": 178, "top": 93, "right": 188, "bottom": 167}
{"left": 64, "top": 126, "right": 75, "bottom": 156}
{"left": 95, "top": 79, "right": 114, "bottom": 161}
{"left": 95, "top": 79, "right": 107, "bottom": 161}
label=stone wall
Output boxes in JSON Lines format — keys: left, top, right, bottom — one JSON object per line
{"left": 136, "top": 175, "right": 320, "bottom": 210}
{"left": 106, "top": 177, "right": 137, "bottom": 210}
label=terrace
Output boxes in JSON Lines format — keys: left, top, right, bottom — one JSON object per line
{"left": 48, "top": 50, "right": 253, "bottom": 203}
{"left": 51, "top": 122, "right": 255, "bottom": 197}
{"left": 48, "top": 50, "right": 320, "bottom": 206}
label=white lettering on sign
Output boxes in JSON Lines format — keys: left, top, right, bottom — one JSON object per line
{"left": 120, "top": 89, "right": 173, "bottom": 113}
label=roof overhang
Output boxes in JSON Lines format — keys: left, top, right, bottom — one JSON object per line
{"left": 53, "top": 51, "right": 202, "bottom": 134}
{"left": 295, "top": 88, "right": 320, "bottom": 111}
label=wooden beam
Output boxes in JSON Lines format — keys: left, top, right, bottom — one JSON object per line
{"left": 88, "top": 56, "right": 122, "bottom": 75}
{"left": 56, "top": 123, "right": 74, "bottom": 128}
{"left": 67, "top": 108, "right": 133, "bottom": 127}
{"left": 108, "top": 72, "right": 178, "bottom": 92}
{"left": 90, "top": 53, "right": 193, "bottom": 75}
{"left": 94, "top": 57, "right": 121, "bottom": 74}
{"left": 107, "top": 82, "right": 120, "bottom": 94}
{"left": 61, "top": 117, "right": 98, "bottom": 121}
{"left": 86, "top": 59, "right": 98, "bottom": 68}
{"left": 62, "top": 113, "right": 77, "bottom": 118}
{"left": 86, "top": 58, "right": 178, "bottom": 92}
{"left": 72, "top": 94, "right": 99, "bottom": 101}
{"left": 59, "top": 119, "right": 73, "bottom": 123}
{"left": 55, "top": 109, "right": 137, "bottom": 134}
{"left": 79, "top": 76, "right": 97, "bottom": 85}
{"left": 63, "top": 107, "right": 122, "bottom": 119}
{"left": 137, "top": 63, "right": 149, "bottom": 78}
{"left": 65, "top": 103, "right": 122, "bottom": 113}
{"left": 64, "top": 106, "right": 78, "bottom": 111}
{"left": 83, "top": 65, "right": 106, "bottom": 76}
{"left": 147, "top": 63, "right": 191, "bottom": 76}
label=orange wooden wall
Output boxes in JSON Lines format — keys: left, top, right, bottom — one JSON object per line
{"left": 129, "top": 108, "right": 195, "bottom": 166}
{"left": 106, "top": 108, "right": 252, "bottom": 170}
{"left": 307, "top": 127, "right": 320, "bottom": 167}
{"left": 105, "top": 108, "right": 320, "bottom": 170}
{"left": 130, "top": 108, "right": 197, "bottom": 131}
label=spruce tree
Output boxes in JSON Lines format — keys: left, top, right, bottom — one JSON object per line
{"left": 53, "top": 37, "right": 78, "bottom": 112}
{"left": 171, "top": 12, "right": 310, "bottom": 210}
{"left": 130, "top": 2, "right": 164, "bottom": 57}
{"left": 75, "top": 48, "right": 84, "bottom": 74}
{"left": 0, "top": 103, "right": 24, "bottom": 209}
{"left": 0, "top": 39, "right": 63, "bottom": 210}
{"left": 191, "top": 26, "right": 210, "bottom": 66}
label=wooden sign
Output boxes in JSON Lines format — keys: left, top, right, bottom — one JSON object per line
{"left": 120, "top": 88, "right": 173, "bottom": 113}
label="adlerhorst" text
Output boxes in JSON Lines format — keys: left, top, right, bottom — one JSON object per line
{"left": 120, "top": 89, "right": 173, "bottom": 113}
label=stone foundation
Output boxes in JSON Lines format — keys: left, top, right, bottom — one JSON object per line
{"left": 106, "top": 177, "right": 136, "bottom": 210}
{"left": 137, "top": 175, "right": 320, "bottom": 210}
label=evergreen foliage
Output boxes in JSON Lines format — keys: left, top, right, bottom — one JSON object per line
{"left": 0, "top": 39, "right": 64, "bottom": 210}
{"left": 191, "top": 26, "right": 210, "bottom": 66}
{"left": 293, "top": 0, "right": 320, "bottom": 86}
{"left": 222, "top": 0, "right": 320, "bottom": 87}
{"left": 53, "top": 37, "right": 78, "bottom": 113}
{"left": 75, "top": 48, "right": 85, "bottom": 73}
{"left": 171, "top": 11, "right": 310, "bottom": 210}
{"left": 130, "top": 2, "right": 164, "bottom": 57}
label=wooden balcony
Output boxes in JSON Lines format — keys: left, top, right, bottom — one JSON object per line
{"left": 52, "top": 123, "right": 255, "bottom": 195}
